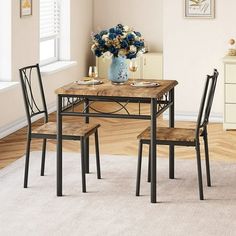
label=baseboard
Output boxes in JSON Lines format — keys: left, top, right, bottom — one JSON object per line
{"left": 163, "top": 111, "right": 223, "bottom": 123}
{"left": 0, "top": 102, "right": 57, "bottom": 139}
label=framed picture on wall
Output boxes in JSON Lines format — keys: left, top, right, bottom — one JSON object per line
{"left": 184, "top": 0, "right": 215, "bottom": 18}
{"left": 20, "top": 0, "right": 32, "bottom": 17}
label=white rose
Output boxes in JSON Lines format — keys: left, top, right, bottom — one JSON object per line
{"left": 121, "top": 33, "right": 127, "bottom": 39}
{"left": 102, "top": 34, "right": 109, "bottom": 41}
{"left": 123, "top": 26, "right": 130, "bottom": 32}
{"left": 130, "top": 45, "right": 137, "bottom": 53}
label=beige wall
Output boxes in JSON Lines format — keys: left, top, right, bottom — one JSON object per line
{"left": 0, "top": 0, "right": 93, "bottom": 137}
{"left": 93, "top": 0, "right": 163, "bottom": 52}
{"left": 163, "top": 0, "right": 228, "bottom": 120}
{"left": 2, "top": 0, "right": 229, "bottom": 138}
{"left": 0, "top": 0, "right": 11, "bottom": 80}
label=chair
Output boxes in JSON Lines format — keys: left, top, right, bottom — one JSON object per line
{"left": 136, "top": 69, "right": 219, "bottom": 200}
{"left": 19, "top": 64, "right": 101, "bottom": 193}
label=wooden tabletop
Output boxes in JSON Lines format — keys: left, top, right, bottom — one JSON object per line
{"left": 55, "top": 78, "right": 178, "bottom": 99}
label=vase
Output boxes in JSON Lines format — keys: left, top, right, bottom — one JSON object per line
{"left": 108, "top": 56, "right": 128, "bottom": 84}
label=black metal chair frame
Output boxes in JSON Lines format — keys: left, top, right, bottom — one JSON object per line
{"left": 136, "top": 69, "right": 219, "bottom": 200}
{"left": 19, "top": 64, "right": 101, "bottom": 192}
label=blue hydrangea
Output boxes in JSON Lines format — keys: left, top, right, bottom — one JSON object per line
{"left": 94, "top": 49, "right": 102, "bottom": 57}
{"left": 108, "top": 46, "right": 118, "bottom": 55}
{"left": 109, "top": 28, "right": 116, "bottom": 33}
{"left": 127, "top": 33, "right": 135, "bottom": 41}
{"left": 100, "top": 30, "right": 108, "bottom": 36}
{"left": 98, "top": 39, "right": 105, "bottom": 47}
{"left": 134, "top": 41, "right": 144, "bottom": 48}
{"left": 94, "top": 34, "right": 101, "bottom": 41}
{"left": 115, "top": 28, "right": 123, "bottom": 35}
{"left": 116, "top": 24, "right": 124, "bottom": 30}
{"left": 108, "top": 33, "right": 117, "bottom": 40}
{"left": 126, "top": 52, "right": 137, "bottom": 59}
{"left": 120, "top": 40, "right": 129, "bottom": 49}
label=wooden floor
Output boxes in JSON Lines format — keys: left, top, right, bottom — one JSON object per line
{"left": 0, "top": 103, "right": 236, "bottom": 169}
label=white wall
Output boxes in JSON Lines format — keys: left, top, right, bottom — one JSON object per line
{"left": 163, "top": 0, "right": 231, "bottom": 120}
{"left": 0, "top": 0, "right": 93, "bottom": 138}
{"left": 93, "top": 0, "right": 163, "bottom": 52}
{"left": 0, "top": 0, "right": 11, "bottom": 80}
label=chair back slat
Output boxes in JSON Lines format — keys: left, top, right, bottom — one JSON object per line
{"left": 196, "top": 69, "right": 219, "bottom": 137}
{"left": 22, "top": 68, "right": 42, "bottom": 115}
{"left": 19, "top": 64, "right": 48, "bottom": 127}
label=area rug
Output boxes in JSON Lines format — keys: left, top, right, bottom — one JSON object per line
{"left": 1, "top": 152, "right": 236, "bottom": 236}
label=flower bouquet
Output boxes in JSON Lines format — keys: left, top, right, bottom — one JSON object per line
{"left": 91, "top": 24, "right": 145, "bottom": 59}
{"left": 91, "top": 24, "right": 145, "bottom": 83}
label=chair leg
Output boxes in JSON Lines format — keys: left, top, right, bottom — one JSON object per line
{"left": 84, "top": 138, "right": 89, "bottom": 174}
{"left": 147, "top": 144, "right": 151, "bottom": 183}
{"left": 136, "top": 141, "right": 143, "bottom": 196}
{"left": 95, "top": 130, "right": 101, "bottom": 179}
{"left": 195, "top": 143, "right": 204, "bottom": 200}
{"left": 169, "top": 144, "right": 175, "bottom": 179}
{"left": 40, "top": 138, "right": 47, "bottom": 176}
{"left": 80, "top": 138, "right": 86, "bottom": 193}
{"left": 203, "top": 133, "right": 211, "bottom": 187}
{"left": 24, "top": 136, "right": 31, "bottom": 188}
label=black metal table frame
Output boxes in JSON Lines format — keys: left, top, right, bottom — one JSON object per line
{"left": 56, "top": 88, "right": 175, "bottom": 203}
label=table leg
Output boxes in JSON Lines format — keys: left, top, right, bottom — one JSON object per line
{"left": 84, "top": 98, "right": 90, "bottom": 173}
{"left": 150, "top": 98, "right": 157, "bottom": 203}
{"left": 57, "top": 95, "right": 63, "bottom": 196}
{"left": 169, "top": 88, "right": 175, "bottom": 179}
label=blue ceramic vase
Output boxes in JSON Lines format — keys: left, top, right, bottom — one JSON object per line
{"left": 108, "top": 56, "right": 128, "bottom": 84}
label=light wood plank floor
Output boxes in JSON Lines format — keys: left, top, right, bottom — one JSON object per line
{"left": 0, "top": 103, "right": 236, "bottom": 169}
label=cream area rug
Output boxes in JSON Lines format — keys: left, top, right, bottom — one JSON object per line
{"left": 1, "top": 151, "right": 236, "bottom": 236}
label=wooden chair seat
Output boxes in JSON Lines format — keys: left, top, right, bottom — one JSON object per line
{"left": 137, "top": 127, "right": 203, "bottom": 143}
{"left": 32, "top": 122, "right": 100, "bottom": 138}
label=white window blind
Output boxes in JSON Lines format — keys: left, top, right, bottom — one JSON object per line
{"left": 40, "top": 0, "right": 60, "bottom": 41}
{"left": 40, "top": 0, "right": 61, "bottom": 65}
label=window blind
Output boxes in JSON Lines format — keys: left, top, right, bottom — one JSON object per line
{"left": 40, "top": 0, "right": 60, "bottom": 40}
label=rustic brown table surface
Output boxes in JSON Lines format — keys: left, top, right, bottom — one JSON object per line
{"left": 55, "top": 78, "right": 178, "bottom": 98}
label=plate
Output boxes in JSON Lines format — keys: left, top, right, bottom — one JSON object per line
{"left": 75, "top": 79, "right": 103, "bottom": 85}
{"left": 130, "top": 81, "right": 160, "bottom": 88}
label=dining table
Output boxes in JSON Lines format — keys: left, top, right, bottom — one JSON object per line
{"left": 55, "top": 78, "right": 178, "bottom": 203}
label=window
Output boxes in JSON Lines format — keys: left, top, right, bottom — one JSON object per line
{"left": 40, "top": 0, "right": 60, "bottom": 65}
